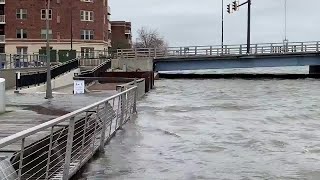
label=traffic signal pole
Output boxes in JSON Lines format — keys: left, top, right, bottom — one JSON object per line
{"left": 247, "top": 0, "right": 251, "bottom": 54}
{"left": 227, "top": 0, "right": 251, "bottom": 54}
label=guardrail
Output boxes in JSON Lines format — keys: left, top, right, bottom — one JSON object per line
{"left": 0, "top": 54, "right": 47, "bottom": 69}
{"left": 16, "top": 59, "right": 79, "bottom": 89}
{"left": 0, "top": 86, "right": 137, "bottom": 180}
{"left": 117, "top": 41, "right": 320, "bottom": 59}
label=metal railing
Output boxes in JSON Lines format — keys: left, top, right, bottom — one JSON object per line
{"left": 76, "top": 51, "right": 110, "bottom": 59}
{"left": 117, "top": 41, "right": 320, "bottom": 59}
{"left": 0, "top": 86, "right": 137, "bottom": 180}
{"left": 78, "top": 60, "right": 111, "bottom": 78}
{"left": 0, "top": 54, "right": 47, "bottom": 69}
{"left": 16, "top": 59, "right": 79, "bottom": 89}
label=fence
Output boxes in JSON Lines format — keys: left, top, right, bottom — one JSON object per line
{"left": 0, "top": 54, "right": 47, "bottom": 69}
{"left": 76, "top": 50, "right": 110, "bottom": 59}
{"left": 117, "top": 41, "right": 320, "bottom": 59}
{"left": 0, "top": 86, "right": 137, "bottom": 180}
{"left": 16, "top": 59, "right": 79, "bottom": 90}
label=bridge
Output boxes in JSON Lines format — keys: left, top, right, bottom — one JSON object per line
{"left": 117, "top": 41, "right": 320, "bottom": 73}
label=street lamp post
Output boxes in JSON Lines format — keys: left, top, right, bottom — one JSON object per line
{"left": 45, "top": 0, "right": 53, "bottom": 99}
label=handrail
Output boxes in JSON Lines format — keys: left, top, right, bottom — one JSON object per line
{"left": 0, "top": 86, "right": 136, "bottom": 149}
{"left": 0, "top": 86, "right": 138, "bottom": 180}
{"left": 16, "top": 58, "right": 79, "bottom": 89}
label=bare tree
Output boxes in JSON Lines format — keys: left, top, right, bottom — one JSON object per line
{"left": 134, "top": 27, "right": 168, "bottom": 50}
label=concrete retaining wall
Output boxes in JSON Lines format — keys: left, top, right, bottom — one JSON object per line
{"left": 19, "top": 68, "right": 80, "bottom": 93}
{"left": 116, "top": 79, "right": 146, "bottom": 99}
{"left": 0, "top": 67, "right": 47, "bottom": 89}
{"left": 112, "top": 58, "right": 153, "bottom": 72}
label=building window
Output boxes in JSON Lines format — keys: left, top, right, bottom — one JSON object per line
{"left": 41, "top": 29, "right": 53, "bottom": 39}
{"left": 17, "top": 47, "right": 28, "bottom": 55}
{"left": 41, "top": 9, "right": 52, "bottom": 20}
{"left": 16, "top": 29, "right": 27, "bottom": 39}
{"left": 81, "top": 30, "right": 94, "bottom": 40}
{"left": 16, "top": 9, "right": 27, "bottom": 19}
{"left": 81, "top": 47, "right": 94, "bottom": 58}
{"left": 80, "top": 11, "right": 94, "bottom": 21}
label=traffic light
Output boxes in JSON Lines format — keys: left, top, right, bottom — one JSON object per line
{"left": 227, "top": 4, "right": 231, "bottom": 14}
{"left": 232, "top": 1, "right": 238, "bottom": 11}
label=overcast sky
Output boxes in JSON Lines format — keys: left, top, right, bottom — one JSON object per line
{"left": 110, "top": 0, "right": 319, "bottom": 47}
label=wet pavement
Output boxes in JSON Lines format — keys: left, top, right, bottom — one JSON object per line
{"left": 0, "top": 89, "right": 117, "bottom": 152}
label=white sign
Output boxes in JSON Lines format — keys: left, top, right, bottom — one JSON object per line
{"left": 74, "top": 80, "right": 85, "bottom": 94}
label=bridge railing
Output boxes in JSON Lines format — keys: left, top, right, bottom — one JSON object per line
{"left": 117, "top": 41, "right": 320, "bottom": 59}
{"left": 0, "top": 86, "right": 137, "bottom": 180}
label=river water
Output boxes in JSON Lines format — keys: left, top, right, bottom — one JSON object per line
{"left": 78, "top": 76, "right": 320, "bottom": 179}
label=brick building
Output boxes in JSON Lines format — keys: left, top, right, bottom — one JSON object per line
{"left": 2, "top": 0, "right": 111, "bottom": 55}
{"left": 110, "top": 21, "right": 132, "bottom": 49}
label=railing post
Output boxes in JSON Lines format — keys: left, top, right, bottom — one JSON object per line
{"left": 255, "top": 44, "right": 258, "bottom": 54}
{"left": 301, "top": 42, "right": 304, "bottom": 52}
{"left": 210, "top": 46, "right": 212, "bottom": 55}
{"left": 239, "top": 45, "right": 242, "bottom": 55}
{"left": 99, "top": 102, "right": 108, "bottom": 152}
{"left": 134, "top": 48, "right": 138, "bottom": 58}
{"left": 179, "top": 47, "right": 182, "bottom": 56}
{"left": 133, "top": 80, "right": 138, "bottom": 113}
{"left": 270, "top": 43, "right": 273, "bottom": 53}
{"left": 194, "top": 46, "right": 197, "bottom": 56}
{"left": 317, "top": 42, "right": 319, "bottom": 52}
{"left": 17, "top": 138, "right": 25, "bottom": 180}
{"left": 45, "top": 127, "right": 54, "bottom": 180}
{"left": 62, "top": 117, "right": 75, "bottom": 180}
{"left": 148, "top": 48, "right": 151, "bottom": 58}
{"left": 119, "top": 87, "right": 125, "bottom": 129}
{"left": 154, "top": 48, "right": 157, "bottom": 58}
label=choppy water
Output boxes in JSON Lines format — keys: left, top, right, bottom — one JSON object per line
{"left": 78, "top": 78, "right": 320, "bottom": 180}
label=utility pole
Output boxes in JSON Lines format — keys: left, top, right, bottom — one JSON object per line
{"left": 284, "top": 0, "right": 288, "bottom": 42}
{"left": 247, "top": 0, "right": 251, "bottom": 54}
{"left": 70, "top": 0, "right": 73, "bottom": 50}
{"left": 221, "top": 0, "right": 224, "bottom": 54}
{"left": 45, "top": 0, "right": 53, "bottom": 99}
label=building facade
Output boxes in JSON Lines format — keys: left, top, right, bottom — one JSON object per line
{"left": 110, "top": 21, "right": 132, "bottom": 49}
{"left": 3, "top": 0, "right": 111, "bottom": 55}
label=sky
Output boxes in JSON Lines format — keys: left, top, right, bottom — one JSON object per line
{"left": 109, "top": 0, "right": 320, "bottom": 47}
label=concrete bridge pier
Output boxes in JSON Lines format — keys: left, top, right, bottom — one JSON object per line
{"left": 309, "top": 66, "right": 320, "bottom": 74}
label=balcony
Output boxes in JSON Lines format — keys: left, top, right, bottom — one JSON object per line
{"left": 107, "top": 6, "right": 111, "bottom": 15}
{"left": 0, "top": 35, "right": 5, "bottom": 43}
{"left": 0, "top": 0, "right": 5, "bottom": 4}
{"left": 125, "top": 30, "right": 131, "bottom": 35}
{"left": 108, "top": 22, "right": 111, "bottom": 31}
{"left": 0, "top": 15, "right": 5, "bottom": 24}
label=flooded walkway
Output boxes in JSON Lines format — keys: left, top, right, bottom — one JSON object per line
{"left": 0, "top": 91, "right": 116, "bottom": 152}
